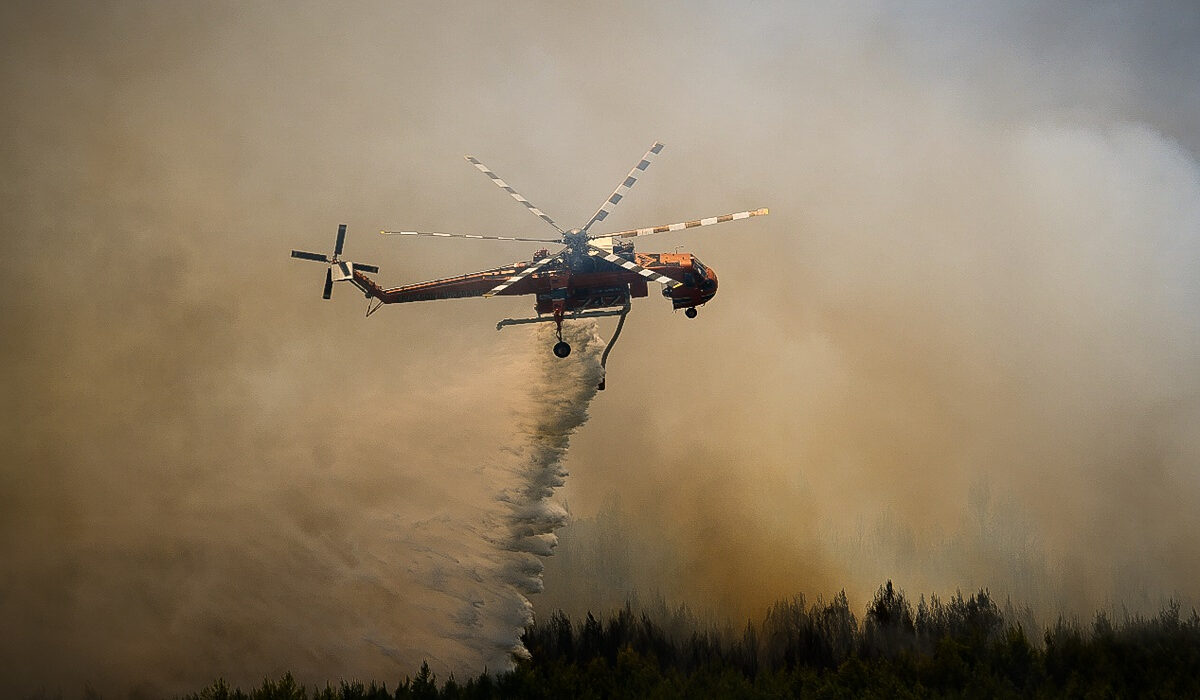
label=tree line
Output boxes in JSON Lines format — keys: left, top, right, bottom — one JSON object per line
{"left": 154, "top": 582, "right": 1200, "bottom": 698}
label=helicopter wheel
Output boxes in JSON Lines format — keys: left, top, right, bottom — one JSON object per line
{"left": 685, "top": 307, "right": 698, "bottom": 318}
{"left": 553, "top": 341, "right": 572, "bottom": 358}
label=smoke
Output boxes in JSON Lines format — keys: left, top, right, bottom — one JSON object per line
{"left": 0, "top": 305, "right": 599, "bottom": 698}
{"left": 2, "top": 0, "right": 1200, "bottom": 695}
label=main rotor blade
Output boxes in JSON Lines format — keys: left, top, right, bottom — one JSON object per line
{"left": 595, "top": 208, "right": 769, "bottom": 240}
{"left": 483, "top": 254, "right": 559, "bottom": 297}
{"left": 322, "top": 268, "right": 333, "bottom": 299}
{"left": 580, "top": 141, "right": 664, "bottom": 234}
{"left": 587, "top": 246, "right": 681, "bottom": 289}
{"left": 465, "top": 155, "right": 564, "bottom": 233}
{"left": 291, "top": 250, "right": 329, "bottom": 262}
{"left": 334, "top": 224, "right": 347, "bottom": 256}
{"left": 380, "top": 229, "right": 561, "bottom": 243}
{"left": 352, "top": 262, "right": 379, "bottom": 274}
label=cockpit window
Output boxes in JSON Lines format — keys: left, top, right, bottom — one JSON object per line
{"left": 692, "top": 260, "right": 707, "bottom": 277}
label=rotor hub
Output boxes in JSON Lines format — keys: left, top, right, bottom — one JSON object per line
{"left": 563, "top": 228, "right": 588, "bottom": 249}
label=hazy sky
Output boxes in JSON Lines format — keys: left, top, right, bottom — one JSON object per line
{"left": 2, "top": 1, "right": 1199, "bottom": 695}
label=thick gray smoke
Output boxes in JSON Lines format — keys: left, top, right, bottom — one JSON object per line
{"left": 3, "top": 1, "right": 1199, "bottom": 696}
{"left": 0, "top": 313, "right": 600, "bottom": 697}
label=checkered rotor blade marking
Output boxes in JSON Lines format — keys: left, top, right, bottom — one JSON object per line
{"left": 483, "top": 254, "right": 559, "bottom": 297}
{"left": 465, "top": 155, "right": 563, "bottom": 233}
{"left": 380, "top": 229, "right": 560, "bottom": 243}
{"left": 580, "top": 142, "right": 664, "bottom": 234}
{"left": 587, "top": 246, "right": 681, "bottom": 289}
{"left": 596, "top": 207, "right": 769, "bottom": 239}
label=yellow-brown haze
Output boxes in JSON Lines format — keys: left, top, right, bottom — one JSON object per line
{"left": 2, "top": 0, "right": 1199, "bottom": 696}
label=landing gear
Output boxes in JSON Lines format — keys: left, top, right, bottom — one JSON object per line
{"left": 551, "top": 305, "right": 570, "bottom": 358}
{"left": 685, "top": 307, "right": 698, "bottom": 318}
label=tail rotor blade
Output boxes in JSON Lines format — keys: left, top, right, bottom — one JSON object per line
{"left": 291, "top": 250, "right": 329, "bottom": 262}
{"left": 322, "top": 268, "right": 334, "bottom": 299}
{"left": 334, "top": 224, "right": 347, "bottom": 257}
{"left": 580, "top": 141, "right": 664, "bottom": 234}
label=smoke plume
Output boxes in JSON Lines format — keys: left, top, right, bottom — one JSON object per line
{"left": 2, "top": 1, "right": 1199, "bottom": 696}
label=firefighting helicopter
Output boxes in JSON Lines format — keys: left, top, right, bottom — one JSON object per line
{"left": 290, "top": 142, "right": 767, "bottom": 387}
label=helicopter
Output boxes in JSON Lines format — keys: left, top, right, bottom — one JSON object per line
{"left": 290, "top": 142, "right": 767, "bottom": 388}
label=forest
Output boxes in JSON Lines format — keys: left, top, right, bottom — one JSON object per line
{"left": 169, "top": 581, "right": 1199, "bottom": 699}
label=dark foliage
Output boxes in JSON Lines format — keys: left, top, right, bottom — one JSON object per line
{"left": 163, "top": 581, "right": 1199, "bottom": 699}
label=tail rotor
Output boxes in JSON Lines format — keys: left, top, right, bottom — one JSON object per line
{"left": 291, "top": 224, "right": 378, "bottom": 300}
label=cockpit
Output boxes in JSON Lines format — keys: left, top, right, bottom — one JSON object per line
{"left": 676, "top": 254, "right": 717, "bottom": 310}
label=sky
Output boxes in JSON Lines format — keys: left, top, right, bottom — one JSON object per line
{"left": 2, "top": 0, "right": 1199, "bottom": 696}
